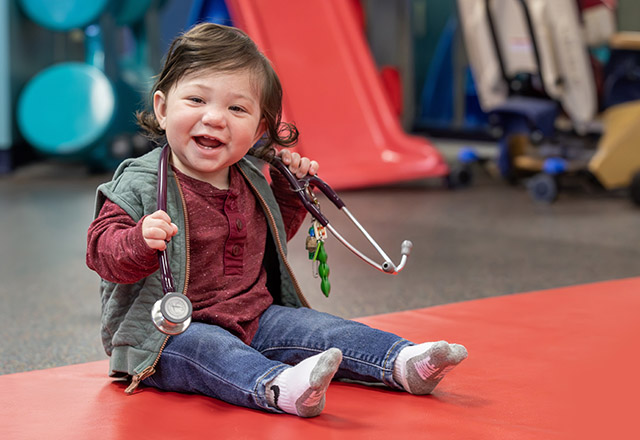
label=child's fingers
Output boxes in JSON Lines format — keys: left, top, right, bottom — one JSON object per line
{"left": 279, "top": 149, "right": 301, "bottom": 169}
{"left": 278, "top": 150, "right": 319, "bottom": 177}
{"left": 289, "top": 152, "right": 301, "bottom": 173}
{"left": 279, "top": 149, "right": 292, "bottom": 165}
{"left": 145, "top": 222, "right": 174, "bottom": 240}
{"left": 149, "top": 209, "right": 172, "bottom": 224}
{"left": 309, "top": 160, "right": 319, "bottom": 175}
{"left": 292, "top": 156, "right": 319, "bottom": 177}
{"left": 295, "top": 157, "right": 310, "bottom": 178}
{"left": 146, "top": 238, "right": 168, "bottom": 251}
{"left": 144, "top": 227, "right": 174, "bottom": 250}
{"left": 150, "top": 210, "right": 178, "bottom": 236}
{"left": 142, "top": 211, "right": 179, "bottom": 250}
{"left": 143, "top": 227, "right": 172, "bottom": 251}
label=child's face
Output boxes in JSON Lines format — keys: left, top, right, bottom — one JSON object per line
{"left": 153, "top": 69, "right": 265, "bottom": 188}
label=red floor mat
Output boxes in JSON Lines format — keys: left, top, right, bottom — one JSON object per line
{"left": 2, "top": 278, "right": 639, "bottom": 439}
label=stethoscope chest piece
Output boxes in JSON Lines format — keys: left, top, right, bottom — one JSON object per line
{"left": 152, "top": 292, "right": 193, "bottom": 336}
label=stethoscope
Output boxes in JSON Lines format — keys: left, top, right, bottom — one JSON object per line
{"left": 151, "top": 145, "right": 413, "bottom": 335}
{"left": 150, "top": 145, "right": 193, "bottom": 335}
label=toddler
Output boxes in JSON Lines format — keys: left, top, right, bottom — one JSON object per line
{"left": 86, "top": 22, "right": 467, "bottom": 417}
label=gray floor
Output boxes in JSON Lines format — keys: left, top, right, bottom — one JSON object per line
{"left": 1, "top": 141, "right": 639, "bottom": 375}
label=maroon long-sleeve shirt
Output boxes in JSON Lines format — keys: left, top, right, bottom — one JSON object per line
{"left": 87, "top": 164, "right": 307, "bottom": 344}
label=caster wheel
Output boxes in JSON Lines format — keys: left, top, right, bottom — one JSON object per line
{"left": 527, "top": 173, "right": 558, "bottom": 203}
{"left": 630, "top": 171, "right": 640, "bottom": 207}
{"left": 530, "top": 129, "right": 544, "bottom": 144}
{"left": 447, "top": 164, "right": 473, "bottom": 189}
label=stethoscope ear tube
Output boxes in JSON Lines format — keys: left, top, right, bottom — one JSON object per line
{"left": 151, "top": 145, "right": 193, "bottom": 335}
{"left": 248, "top": 148, "right": 413, "bottom": 275}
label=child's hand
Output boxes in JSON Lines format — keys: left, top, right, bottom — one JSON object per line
{"left": 142, "top": 210, "right": 179, "bottom": 251}
{"left": 278, "top": 150, "right": 319, "bottom": 179}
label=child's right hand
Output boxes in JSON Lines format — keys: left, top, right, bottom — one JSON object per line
{"left": 142, "top": 210, "right": 179, "bottom": 251}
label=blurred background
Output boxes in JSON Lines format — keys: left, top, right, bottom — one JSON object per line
{"left": 1, "top": 0, "right": 639, "bottom": 375}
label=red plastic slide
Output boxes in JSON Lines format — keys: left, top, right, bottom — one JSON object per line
{"left": 226, "top": 0, "right": 449, "bottom": 190}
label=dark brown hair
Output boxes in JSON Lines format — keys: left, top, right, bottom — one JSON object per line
{"left": 136, "top": 22, "right": 298, "bottom": 156}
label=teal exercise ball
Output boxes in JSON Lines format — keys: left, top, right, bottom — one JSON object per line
{"left": 110, "top": 0, "right": 154, "bottom": 26}
{"left": 18, "top": 0, "right": 109, "bottom": 31}
{"left": 17, "top": 62, "right": 116, "bottom": 156}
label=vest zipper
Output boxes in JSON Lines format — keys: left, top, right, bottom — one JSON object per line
{"left": 124, "top": 335, "right": 169, "bottom": 394}
{"left": 125, "top": 173, "right": 191, "bottom": 394}
{"left": 239, "top": 167, "right": 310, "bottom": 308}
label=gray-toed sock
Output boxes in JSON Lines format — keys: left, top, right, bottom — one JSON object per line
{"left": 393, "top": 341, "right": 468, "bottom": 395}
{"left": 267, "top": 348, "right": 342, "bottom": 417}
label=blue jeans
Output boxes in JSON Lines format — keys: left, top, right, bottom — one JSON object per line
{"left": 144, "top": 305, "right": 412, "bottom": 412}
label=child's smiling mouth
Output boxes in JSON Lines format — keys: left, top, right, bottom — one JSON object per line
{"left": 194, "top": 135, "right": 223, "bottom": 149}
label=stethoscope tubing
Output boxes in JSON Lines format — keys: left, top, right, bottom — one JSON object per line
{"left": 157, "top": 145, "right": 177, "bottom": 294}
{"left": 248, "top": 148, "right": 412, "bottom": 274}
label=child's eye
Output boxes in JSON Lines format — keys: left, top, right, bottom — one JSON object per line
{"left": 229, "top": 105, "right": 246, "bottom": 113}
{"left": 189, "top": 97, "right": 204, "bottom": 104}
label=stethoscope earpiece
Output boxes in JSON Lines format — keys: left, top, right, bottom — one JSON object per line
{"left": 152, "top": 145, "right": 193, "bottom": 336}
{"left": 151, "top": 292, "right": 193, "bottom": 336}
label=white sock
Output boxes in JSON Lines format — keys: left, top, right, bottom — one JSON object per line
{"left": 267, "top": 348, "right": 342, "bottom": 417}
{"left": 393, "top": 341, "right": 468, "bottom": 395}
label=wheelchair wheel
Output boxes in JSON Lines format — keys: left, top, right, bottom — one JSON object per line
{"left": 527, "top": 173, "right": 558, "bottom": 203}
{"left": 447, "top": 164, "right": 474, "bottom": 189}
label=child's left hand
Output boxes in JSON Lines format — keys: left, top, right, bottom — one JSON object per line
{"left": 278, "top": 150, "right": 319, "bottom": 179}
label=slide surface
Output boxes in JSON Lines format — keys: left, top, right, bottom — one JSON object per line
{"left": 226, "top": 0, "right": 448, "bottom": 189}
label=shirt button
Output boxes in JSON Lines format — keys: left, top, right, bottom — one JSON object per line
{"left": 232, "top": 244, "right": 241, "bottom": 256}
{"left": 236, "top": 219, "right": 243, "bottom": 231}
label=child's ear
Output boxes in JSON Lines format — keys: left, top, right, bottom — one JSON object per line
{"left": 253, "top": 118, "right": 267, "bottom": 143}
{"left": 153, "top": 91, "right": 168, "bottom": 130}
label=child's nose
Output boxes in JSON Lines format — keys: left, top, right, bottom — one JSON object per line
{"left": 202, "top": 106, "right": 227, "bottom": 127}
